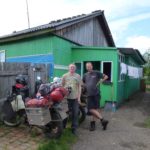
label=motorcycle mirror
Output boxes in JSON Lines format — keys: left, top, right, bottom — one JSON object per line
{"left": 53, "top": 77, "right": 61, "bottom": 83}
{"left": 37, "top": 76, "right": 41, "bottom": 80}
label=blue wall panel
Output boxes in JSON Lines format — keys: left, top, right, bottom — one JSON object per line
{"left": 6, "top": 54, "right": 54, "bottom": 77}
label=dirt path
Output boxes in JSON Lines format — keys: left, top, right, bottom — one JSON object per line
{"left": 72, "top": 92, "right": 150, "bottom": 150}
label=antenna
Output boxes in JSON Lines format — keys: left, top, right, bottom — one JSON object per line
{"left": 26, "top": 0, "right": 30, "bottom": 28}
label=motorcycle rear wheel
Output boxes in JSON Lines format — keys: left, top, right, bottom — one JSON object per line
{"left": 44, "top": 109, "right": 63, "bottom": 138}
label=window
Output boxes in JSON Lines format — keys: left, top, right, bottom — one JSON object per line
{"left": 83, "top": 61, "right": 101, "bottom": 73}
{"left": 102, "top": 61, "right": 112, "bottom": 82}
{"left": 118, "top": 53, "right": 125, "bottom": 81}
{"left": 75, "top": 62, "right": 83, "bottom": 77}
{"left": 0, "top": 50, "right": 5, "bottom": 62}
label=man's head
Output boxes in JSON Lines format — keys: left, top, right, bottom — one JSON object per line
{"left": 69, "top": 64, "right": 76, "bottom": 74}
{"left": 86, "top": 62, "right": 93, "bottom": 72}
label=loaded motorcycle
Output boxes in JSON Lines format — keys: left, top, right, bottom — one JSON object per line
{"left": 34, "top": 77, "right": 87, "bottom": 125}
{"left": 26, "top": 79, "right": 68, "bottom": 138}
{"left": 1, "top": 75, "right": 86, "bottom": 138}
{"left": 1, "top": 74, "right": 29, "bottom": 126}
{"left": 1, "top": 75, "right": 68, "bottom": 138}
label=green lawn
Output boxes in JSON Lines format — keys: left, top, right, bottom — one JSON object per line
{"left": 38, "top": 128, "right": 78, "bottom": 150}
{"left": 145, "top": 80, "right": 150, "bottom": 84}
{"left": 146, "top": 79, "right": 150, "bottom": 91}
{"left": 144, "top": 117, "right": 150, "bottom": 128}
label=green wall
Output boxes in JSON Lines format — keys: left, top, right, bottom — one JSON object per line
{"left": 0, "top": 34, "right": 78, "bottom": 79}
{"left": 72, "top": 47, "right": 118, "bottom": 107}
{"left": 117, "top": 55, "right": 142, "bottom": 104}
{"left": 124, "top": 57, "right": 141, "bottom": 99}
{"left": 0, "top": 34, "right": 143, "bottom": 107}
{"left": 54, "top": 69, "right": 68, "bottom": 77}
{"left": 0, "top": 34, "right": 53, "bottom": 58}
{"left": 51, "top": 36, "right": 77, "bottom": 77}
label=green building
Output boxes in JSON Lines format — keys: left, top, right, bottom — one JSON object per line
{"left": 0, "top": 11, "right": 145, "bottom": 107}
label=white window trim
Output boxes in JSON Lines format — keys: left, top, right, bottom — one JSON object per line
{"left": 0, "top": 50, "right": 6, "bottom": 62}
{"left": 74, "top": 61, "right": 83, "bottom": 78}
{"left": 118, "top": 53, "right": 125, "bottom": 82}
{"left": 101, "top": 61, "right": 113, "bottom": 82}
{"left": 54, "top": 64, "right": 68, "bottom": 70}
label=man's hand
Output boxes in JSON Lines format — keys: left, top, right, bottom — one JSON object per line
{"left": 96, "top": 80, "right": 103, "bottom": 87}
{"left": 77, "top": 97, "right": 81, "bottom": 104}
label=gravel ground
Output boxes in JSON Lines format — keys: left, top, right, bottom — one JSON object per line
{"left": 72, "top": 92, "right": 150, "bottom": 150}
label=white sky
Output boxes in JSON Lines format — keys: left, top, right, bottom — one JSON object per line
{"left": 0, "top": 0, "right": 150, "bottom": 54}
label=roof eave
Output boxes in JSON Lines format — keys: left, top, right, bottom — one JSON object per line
{"left": 0, "top": 28, "right": 55, "bottom": 43}
{"left": 118, "top": 47, "right": 146, "bottom": 65}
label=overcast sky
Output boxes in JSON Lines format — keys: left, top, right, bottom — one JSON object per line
{"left": 0, "top": 0, "right": 150, "bottom": 54}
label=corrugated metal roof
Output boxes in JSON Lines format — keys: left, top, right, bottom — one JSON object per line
{"left": 0, "top": 10, "right": 115, "bottom": 46}
{"left": 118, "top": 47, "right": 146, "bottom": 65}
{"left": 0, "top": 11, "right": 100, "bottom": 38}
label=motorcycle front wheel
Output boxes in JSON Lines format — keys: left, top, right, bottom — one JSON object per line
{"left": 3, "top": 116, "right": 22, "bottom": 127}
{"left": 3, "top": 109, "right": 25, "bottom": 127}
{"left": 44, "top": 109, "right": 63, "bottom": 138}
{"left": 2, "top": 100, "right": 25, "bottom": 127}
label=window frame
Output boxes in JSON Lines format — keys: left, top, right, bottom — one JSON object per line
{"left": 118, "top": 53, "right": 125, "bottom": 82}
{"left": 101, "top": 61, "right": 113, "bottom": 82}
{"left": 74, "top": 61, "right": 83, "bottom": 78}
{"left": 0, "top": 50, "right": 6, "bottom": 62}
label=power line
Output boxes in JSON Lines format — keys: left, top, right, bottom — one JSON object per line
{"left": 26, "top": 0, "right": 30, "bottom": 28}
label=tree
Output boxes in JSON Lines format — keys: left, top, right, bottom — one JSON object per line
{"left": 143, "top": 49, "right": 150, "bottom": 80}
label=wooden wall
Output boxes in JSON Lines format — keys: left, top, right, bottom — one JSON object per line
{"left": 56, "top": 18, "right": 109, "bottom": 47}
{"left": 0, "top": 62, "right": 50, "bottom": 100}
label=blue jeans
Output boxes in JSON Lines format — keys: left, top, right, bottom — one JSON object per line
{"left": 67, "top": 99, "right": 79, "bottom": 129}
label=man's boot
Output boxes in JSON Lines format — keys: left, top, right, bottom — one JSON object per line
{"left": 101, "top": 119, "right": 109, "bottom": 130}
{"left": 89, "top": 121, "right": 96, "bottom": 131}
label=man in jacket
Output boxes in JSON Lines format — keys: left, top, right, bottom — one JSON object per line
{"left": 62, "top": 64, "right": 82, "bottom": 135}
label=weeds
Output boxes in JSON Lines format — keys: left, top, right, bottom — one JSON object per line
{"left": 38, "top": 128, "right": 77, "bottom": 150}
{"left": 144, "top": 118, "right": 150, "bottom": 128}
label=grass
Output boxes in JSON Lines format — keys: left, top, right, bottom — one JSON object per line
{"left": 145, "top": 80, "right": 150, "bottom": 84}
{"left": 144, "top": 117, "right": 150, "bottom": 128}
{"left": 38, "top": 128, "right": 78, "bottom": 150}
{"left": 145, "top": 80, "right": 150, "bottom": 92}
{"left": 146, "top": 88, "right": 150, "bottom": 92}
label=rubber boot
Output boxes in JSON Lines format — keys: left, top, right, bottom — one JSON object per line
{"left": 89, "top": 121, "right": 96, "bottom": 131}
{"left": 101, "top": 119, "right": 109, "bottom": 130}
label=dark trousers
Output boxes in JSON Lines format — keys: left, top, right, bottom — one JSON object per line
{"left": 67, "top": 99, "right": 79, "bottom": 129}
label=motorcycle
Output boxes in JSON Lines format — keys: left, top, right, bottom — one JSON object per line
{"left": 1, "top": 75, "right": 68, "bottom": 138}
{"left": 1, "top": 75, "right": 86, "bottom": 138}
{"left": 1, "top": 74, "right": 29, "bottom": 126}
{"left": 35, "top": 77, "right": 87, "bottom": 125}
{"left": 25, "top": 79, "right": 68, "bottom": 138}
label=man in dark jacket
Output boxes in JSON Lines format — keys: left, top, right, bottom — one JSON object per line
{"left": 83, "top": 62, "right": 109, "bottom": 131}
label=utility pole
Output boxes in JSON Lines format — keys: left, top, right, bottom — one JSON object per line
{"left": 26, "top": 0, "right": 30, "bottom": 28}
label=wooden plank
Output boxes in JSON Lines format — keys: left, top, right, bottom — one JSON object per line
{"left": 0, "top": 62, "right": 50, "bottom": 100}
{"left": 0, "top": 71, "right": 28, "bottom": 76}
